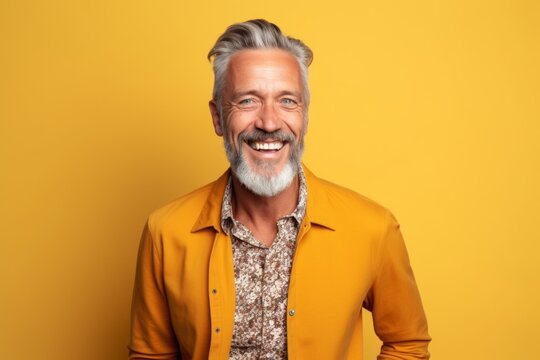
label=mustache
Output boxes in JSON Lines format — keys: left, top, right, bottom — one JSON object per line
{"left": 238, "top": 129, "right": 296, "bottom": 143}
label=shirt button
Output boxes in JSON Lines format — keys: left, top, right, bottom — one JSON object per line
{"left": 215, "top": 327, "right": 221, "bottom": 333}
{"left": 211, "top": 289, "right": 218, "bottom": 294}
{"left": 288, "top": 309, "right": 296, "bottom": 317}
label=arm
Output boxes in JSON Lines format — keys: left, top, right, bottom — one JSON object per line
{"left": 363, "top": 212, "right": 431, "bottom": 359}
{"left": 128, "top": 222, "right": 181, "bottom": 360}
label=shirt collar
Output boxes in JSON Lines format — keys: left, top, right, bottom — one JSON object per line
{"left": 220, "top": 167, "right": 308, "bottom": 234}
{"left": 191, "top": 164, "right": 337, "bottom": 233}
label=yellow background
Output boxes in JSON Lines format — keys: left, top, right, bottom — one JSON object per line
{"left": 1, "top": 0, "right": 539, "bottom": 359}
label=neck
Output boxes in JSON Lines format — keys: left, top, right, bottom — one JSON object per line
{"left": 231, "top": 172, "right": 300, "bottom": 226}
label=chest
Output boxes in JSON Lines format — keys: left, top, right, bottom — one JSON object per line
{"left": 163, "top": 225, "right": 376, "bottom": 324}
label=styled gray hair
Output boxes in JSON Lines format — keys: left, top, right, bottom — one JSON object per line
{"left": 208, "top": 19, "right": 313, "bottom": 113}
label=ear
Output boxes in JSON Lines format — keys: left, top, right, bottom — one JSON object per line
{"left": 209, "top": 100, "right": 223, "bottom": 136}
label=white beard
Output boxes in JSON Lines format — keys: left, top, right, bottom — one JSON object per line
{"left": 223, "top": 132, "right": 303, "bottom": 197}
{"left": 234, "top": 156, "right": 298, "bottom": 197}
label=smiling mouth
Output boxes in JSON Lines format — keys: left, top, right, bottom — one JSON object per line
{"left": 247, "top": 141, "right": 285, "bottom": 152}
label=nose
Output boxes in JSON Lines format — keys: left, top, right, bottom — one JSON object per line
{"left": 255, "top": 102, "right": 282, "bottom": 133}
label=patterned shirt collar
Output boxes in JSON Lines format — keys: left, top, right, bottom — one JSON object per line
{"left": 221, "top": 167, "right": 307, "bottom": 234}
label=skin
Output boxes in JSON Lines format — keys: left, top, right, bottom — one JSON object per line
{"left": 209, "top": 49, "right": 307, "bottom": 246}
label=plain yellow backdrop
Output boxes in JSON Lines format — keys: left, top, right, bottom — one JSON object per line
{"left": 1, "top": 0, "right": 539, "bottom": 359}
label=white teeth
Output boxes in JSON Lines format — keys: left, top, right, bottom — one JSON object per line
{"left": 250, "top": 141, "right": 284, "bottom": 151}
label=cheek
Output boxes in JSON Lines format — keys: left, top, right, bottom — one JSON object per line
{"left": 225, "top": 113, "right": 255, "bottom": 136}
{"left": 283, "top": 111, "right": 305, "bottom": 136}
{"left": 223, "top": 124, "right": 244, "bottom": 148}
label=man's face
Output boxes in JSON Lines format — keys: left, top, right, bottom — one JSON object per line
{"left": 210, "top": 49, "right": 307, "bottom": 196}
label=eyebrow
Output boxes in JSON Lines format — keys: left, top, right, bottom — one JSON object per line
{"left": 231, "top": 90, "right": 259, "bottom": 99}
{"left": 231, "top": 90, "right": 303, "bottom": 100}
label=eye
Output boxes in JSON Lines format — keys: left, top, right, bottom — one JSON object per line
{"left": 236, "top": 97, "right": 259, "bottom": 109}
{"left": 239, "top": 98, "right": 254, "bottom": 105}
{"left": 279, "top": 98, "right": 298, "bottom": 108}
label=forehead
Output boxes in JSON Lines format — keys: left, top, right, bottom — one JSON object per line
{"left": 225, "top": 49, "right": 302, "bottom": 91}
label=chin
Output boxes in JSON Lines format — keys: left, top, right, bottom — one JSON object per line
{"left": 234, "top": 159, "right": 299, "bottom": 197}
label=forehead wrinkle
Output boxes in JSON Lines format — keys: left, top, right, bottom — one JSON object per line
{"left": 223, "top": 49, "right": 305, "bottom": 102}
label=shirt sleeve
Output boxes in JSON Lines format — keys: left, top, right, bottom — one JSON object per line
{"left": 128, "top": 222, "right": 181, "bottom": 360}
{"left": 363, "top": 211, "right": 431, "bottom": 359}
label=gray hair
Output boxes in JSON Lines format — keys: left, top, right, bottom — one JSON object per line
{"left": 208, "top": 19, "right": 313, "bottom": 114}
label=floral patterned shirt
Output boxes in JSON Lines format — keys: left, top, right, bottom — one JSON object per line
{"left": 221, "top": 171, "right": 307, "bottom": 360}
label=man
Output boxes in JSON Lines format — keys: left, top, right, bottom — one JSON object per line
{"left": 129, "top": 19, "right": 431, "bottom": 359}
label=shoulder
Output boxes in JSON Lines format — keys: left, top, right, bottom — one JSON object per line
{"left": 148, "top": 184, "right": 209, "bottom": 225}
{"left": 304, "top": 168, "right": 397, "bottom": 234}
{"left": 316, "top": 176, "right": 388, "bottom": 212}
{"left": 146, "top": 170, "right": 229, "bottom": 236}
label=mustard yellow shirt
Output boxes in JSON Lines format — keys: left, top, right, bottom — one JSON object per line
{"left": 128, "top": 166, "right": 431, "bottom": 359}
